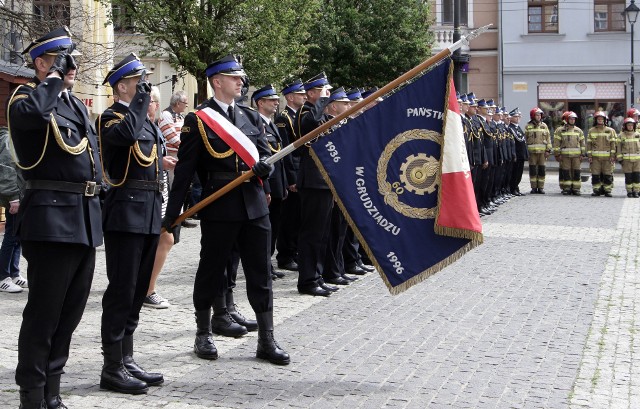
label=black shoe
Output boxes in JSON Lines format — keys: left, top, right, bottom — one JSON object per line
{"left": 229, "top": 307, "right": 258, "bottom": 332}
{"left": 298, "top": 286, "right": 331, "bottom": 297}
{"left": 530, "top": 188, "right": 537, "bottom": 194}
{"left": 324, "top": 276, "right": 350, "bottom": 286}
{"left": 277, "top": 261, "right": 299, "bottom": 271}
{"left": 628, "top": 192, "right": 634, "bottom": 198}
{"left": 592, "top": 191, "right": 601, "bottom": 196}
{"left": 538, "top": 188, "right": 545, "bottom": 194}
{"left": 256, "top": 330, "right": 290, "bottom": 365}
{"left": 320, "top": 282, "right": 339, "bottom": 292}
{"left": 181, "top": 219, "right": 198, "bottom": 228}
{"left": 19, "top": 389, "right": 47, "bottom": 409}
{"left": 561, "top": 190, "right": 570, "bottom": 195}
{"left": 121, "top": 335, "right": 164, "bottom": 386}
{"left": 341, "top": 274, "right": 358, "bottom": 281}
{"left": 100, "top": 342, "right": 149, "bottom": 395}
{"left": 194, "top": 309, "right": 218, "bottom": 359}
{"left": 123, "top": 357, "right": 164, "bottom": 386}
{"left": 272, "top": 269, "right": 285, "bottom": 279}
{"left": 46, "top": 396, "right": 67, "bottom": 409}
{"left": 356, "top": 260, "right": 375, "bottom": 272}
{"left": 346, "top": 264, "right": 367, "bottom": 275}
{"left": 100, "top": 363, "right": 149, "bottom": 395}
{"left": 211, "top": 311, "right": 248, "bottom": 337}
{"left": 194, "top": 333, "right": 218, "bottom": 359}
{"left": 604, "top": 192, "right": 612, "bottom": 197}
{"left": 634, "top": 192, "right": 639, "bottom": 198}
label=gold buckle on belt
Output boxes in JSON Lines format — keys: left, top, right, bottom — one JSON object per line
{"left": 84, "top": 181, "right": 97, "bottom": 196}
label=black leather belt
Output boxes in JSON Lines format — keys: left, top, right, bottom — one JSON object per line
{"left": 25, "top": 180, "right": 101, "bottom": 197}
{"left": 207, "top": 171, "right": 250, "bottom": 183}
{"left": 116, "top": 179, "right": 166, "bottom": 192}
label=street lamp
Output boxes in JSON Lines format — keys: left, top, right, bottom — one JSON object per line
{"left": 624, "top": 0, "right": 640, "bottom": 107}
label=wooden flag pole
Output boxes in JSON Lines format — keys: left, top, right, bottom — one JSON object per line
{"left": 170, "top": 25, "right": 491, "bottom": 228}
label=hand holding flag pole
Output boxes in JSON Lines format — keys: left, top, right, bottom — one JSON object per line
{"left": 169, "top": 24, "right": 492, "bottom": 229}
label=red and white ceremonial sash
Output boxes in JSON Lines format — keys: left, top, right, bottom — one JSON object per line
{"left": 195, "top": 107, "right": 259, "bottom": 167}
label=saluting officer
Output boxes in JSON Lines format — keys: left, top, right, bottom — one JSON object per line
{"left": 163, "top": 55, "right": 289, "bottom": 365}
{"left": 274, "top": 78, "right": 306, "bottom": 272}
{"left": 97, "top": 53, "right": 165, "bottom": 395}
{"left": 8, "top": 27, "right": 103, "bottom": 409}
{"left": 295, "top": 72, "right": 336, "bottom": 297}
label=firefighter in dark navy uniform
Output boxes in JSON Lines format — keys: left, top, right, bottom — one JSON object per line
{"left": 252, "top": 84, "right": 294, "bottom": 278}
{"left": 7, "top": 27, "right": 103, "bottom": 409}
{"left": 508, "top": 108, "right": 528, "bottom": 195}
{"left": 97, "top": 53, "right": 165, "bottom": 395}
{"left": 164, "top": 55, "right": 289, "bottom": 365}
{"left": 295, "top": 72, "right": 337, "bottom": 297}
{"left": 274, "top": 78, "right": 306, "bottom": 272}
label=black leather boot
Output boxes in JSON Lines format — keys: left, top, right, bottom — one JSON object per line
{"left": 19, "top": 388, "right": 46, "bottom": 409}
{"left": 211, "top": 296, "right": 248, "bottom": 337}
{"left": 122, "top": 335, "right": 164, "bottom": 386}
{"left": 100, "top": 342, "right": 149, "bottom": 394}
{"left": 256, "top": 311, "right": 290, "bottom": 365}
{"left": 227, "top": 291, "right": 258, "bottom": 332}
{"left": 44, "top": 375, "right": 67, "bottom": 408}
{"left": 194, "top": 309, "right": 218, "bottom": 359}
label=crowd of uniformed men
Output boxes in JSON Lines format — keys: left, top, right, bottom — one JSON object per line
{"left": 460, "top": 93, "right": 640, "bottom": 218}
{"left": 6, "top": 26, "right": 640, "bottom": 409}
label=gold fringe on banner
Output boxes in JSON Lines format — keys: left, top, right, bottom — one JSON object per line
{"left": 308, "top": 58, "right": 483, "bottom": 295}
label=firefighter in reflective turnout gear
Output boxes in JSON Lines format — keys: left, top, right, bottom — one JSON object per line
{"left": 525, "top": 107, "right": 551, "bottom": 193}
{"left": 553, "top": 111, "right": 585, "bottom": 195}
{"left": 587, "top": 111, "right": 617, "bottom": 197}
{"left": 617, "top": 117, "right": 640, "bottom": 197}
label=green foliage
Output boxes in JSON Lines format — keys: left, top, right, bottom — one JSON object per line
{"left": 105, "top": 0, "right": 321, "bottom": 98}
{"left": 104, "top": 0, "right": 433, "bottom": 98}
{"left": 306, "top": 0, "right": 433, "bottom": 89}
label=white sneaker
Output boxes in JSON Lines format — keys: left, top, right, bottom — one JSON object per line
{"left": 0, "top": 277, "right": 22, "bottom": 293}
{"left": 12, "top": 275, "right": 28, "bottom": 288}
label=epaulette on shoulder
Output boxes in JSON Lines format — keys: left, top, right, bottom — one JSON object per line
{"left": 8, "top": 83, "right": 34, "bottom": 106}
{"left": 101, "top": 109, "right": 125, "bottom": 128}
{"left": 238, "top": 103, "right": 256, "bottom": 112}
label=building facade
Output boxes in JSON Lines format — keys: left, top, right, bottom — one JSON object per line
{"left": 431, "top": 0, "right": 500, "bottom": 100}
{"left": 501, "top": 0, "right": 631, "bottom": 133}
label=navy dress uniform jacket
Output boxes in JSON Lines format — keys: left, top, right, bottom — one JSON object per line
{"left": 166, "top": 99, "right": 271, "bottom": 222}
{"left": 263, "top": 119, "right": 292, "bottom": 200}
{"left": 97, "top": 96, "right": 163, "bottom": 234}
{"left": 275, "top": 106, "right": 300, "bottom": 183}
{"left": 296, "top": 101, "right": 330, "bottom": 190}
{"left": 8, "top": 77, "right": 103, "bottom": 246}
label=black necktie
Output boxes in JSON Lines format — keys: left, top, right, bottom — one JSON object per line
{"left": 61, "top": 92, "right": 72, "bottom": 109}
{"left": 227, "top": 105, "right": 235, "bottom": 124}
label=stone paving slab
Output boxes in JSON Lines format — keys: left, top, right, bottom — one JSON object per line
{"left": 0, "top": 173, "right": 636, "bottom": 408}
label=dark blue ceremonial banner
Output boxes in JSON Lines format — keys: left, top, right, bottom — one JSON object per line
{"left": 310, "top": 59, "right": 481, "bottom": 294}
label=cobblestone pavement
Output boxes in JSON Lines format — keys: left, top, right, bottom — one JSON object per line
{"left": 0, "top": 172, "right": 638, "bottom": 408}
